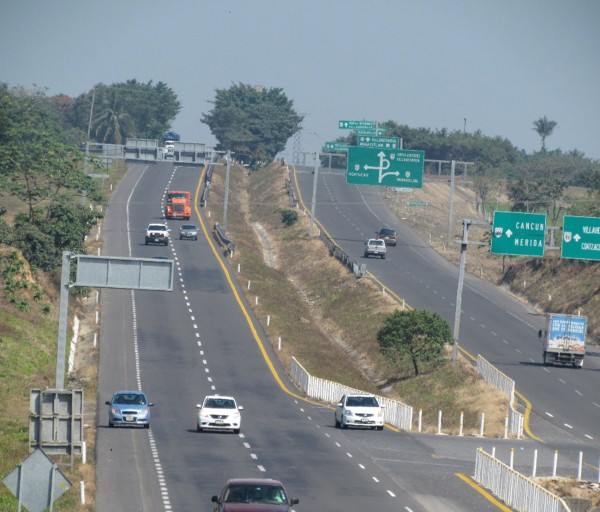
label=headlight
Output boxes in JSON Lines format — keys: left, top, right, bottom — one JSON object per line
{"left": 139, "top": 407, "right": 149, "bottom": 416}
{"left": 111, "top": 407, "right": 119, "bottom": 414}
{"left": 345, "top": 410, "right": 354, "bottom": 416}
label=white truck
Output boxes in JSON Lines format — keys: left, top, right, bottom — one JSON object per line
{"left": 539, "top": 313, "right": 587, "bottom": 368}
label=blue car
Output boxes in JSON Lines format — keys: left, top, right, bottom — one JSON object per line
{"left": 106, "top": 390, "right": 154, "bottom": 428}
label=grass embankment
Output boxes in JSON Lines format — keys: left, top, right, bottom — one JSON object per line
{"left": 0, "top": 159, "right": 127, "bottom": 511}
{"left": 205, "top": 161, "right": 509, "bottom": 436}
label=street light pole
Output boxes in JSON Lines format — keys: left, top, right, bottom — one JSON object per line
{"left": 309, "top": 151, "right": 320, "bottom": 238}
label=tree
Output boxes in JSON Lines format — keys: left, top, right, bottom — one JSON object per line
{"left": 202, "top": 83, "right": 303, "bottom": 166}
{"left": 92, "top": 87, "right": 135, "bottom": 144}
{"left": 532, "top": 116, "right": 557, "bottom": 152}
{"left": 377, "top": 309, "right": 453, "bottom": 376}
{"left": 0, "top": 84, "right": 105, "bottom": 271}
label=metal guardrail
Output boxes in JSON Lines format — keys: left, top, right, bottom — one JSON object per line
{"left": 285, "top": 177, "right": 298, "bottom": 206}
{"left": 477, "top": 355, "right": 524, "bottom": 438}
{"left": 290, "top": 357, "right": 413, "bottom": 431}
{"left": 212, "top": 223, "right": 235, "bottom": 256}
{"left": 318, "top": 231, "right": 366, "bottom": 277}
{"left": 200, "top": 161, "right": 216, "bottom": 207}
{"left": 474, "top": 448, "right": 571, "bottom": 512}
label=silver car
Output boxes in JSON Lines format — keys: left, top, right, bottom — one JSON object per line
{"left": 106, "top": 390, "right": 154, "bottom": 428}
{"left": 179, "top": 224, "right": 198, "bottom": 240}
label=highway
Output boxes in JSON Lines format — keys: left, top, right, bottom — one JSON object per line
{"left": 95, "top": 162, "right": 516, "bottom": 511}
{"left": 293, "top": 164, "right": 600, "bottom": 458}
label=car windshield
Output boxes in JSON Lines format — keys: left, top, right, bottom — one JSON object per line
{"left": 380, "top": 229, "right": 395, "bottom": 236}
{"left": 182, "top": 225, "right": 196, "bottom": 230}
{"left": 205, "top": 398, "right": 235, "bottom": 409}
{"left": 149, "top": 225, "right": 166, "bottom": 231}
{"left": 346, "top": 396, "right": 379, "bottom": 407}
{"left": 114, "top": 394, "right": 146, "bottom": 405}
{"left": 224, "top": 484, "right": 287, "bottom": 504}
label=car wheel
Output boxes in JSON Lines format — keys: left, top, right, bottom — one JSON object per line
{"left": 144, "top": 423, "right": 150, "bottom": 429}
{"left": 377, "top": 425, "right": 384, "bottom": 431}
{"left": 197, "top": 424, "right": 202, "bottom": 433}
{"left": 341, "top": 418, "right": 348, "bottom": 429}
{"left": 180, "top": 236, "right": 183, "bottom": 240}
{"left": 381, "top": 254, "right": 385, "bottom": 259}
{"left": 233, "top": 428, "right": 240, "bottom": 434}
{"left": 108, "top": 421, "right": 114, "bottom": 428}
{"left": 364, "top": 252, "right": 368, "bottom": 258}
{"left": 335, "top": 416, "right": 341, "bottom": 428}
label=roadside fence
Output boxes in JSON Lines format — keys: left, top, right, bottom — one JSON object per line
{"left": 477, "top": 355, "right": 524, "bottom": 438}
{"left": 474, "top": 448, "right": 571, "bottom": 512}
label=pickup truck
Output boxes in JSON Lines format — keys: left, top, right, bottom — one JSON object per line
{"left": 364, "top": 239, "right": 386, "bottom": 259}
{"left": 145, "top": 224, "right": 170, "bottom": 246}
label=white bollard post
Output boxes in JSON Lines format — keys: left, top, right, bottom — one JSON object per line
{"left": 255, "top": 296, "right": 258, "bottom": 305}
{"left": 80, "top": 481, "right": 85, "bottom": 504}
{"left": 82, "top": 441, "right": 87, "bottom": 464}
{"left": 509, "top": 448, "right": 514, "bottom": 469}
{"left": 267, "top": 315, "right": 270, "bottom": 326}
{"left": 96, "top": 291, "right": 99, "bottom": 304}
{"left": 459, "top": 412, "right": 464, "bottom": 436}
{"left": 532, "top": 449, "right": 538, "bottom": 477}
{"left": 492, "top": 446, "right": 496, "bottom": 458}
{"left": 578, "top": 451, "right": 583, "bottom": 480}
{"left": 479, "top": 412, "right": 485, "bottom": 437}
{"left": 93, "top": 333, "right": 97, "bottom": 348}
{"left": 552, "top": 450, "right": 558, "bottom": 477}
{"left": 504, "top": 416, "right": 509, "bottom": 439}
{"left": 437, "top": 410, "right": 442, "bottom": 435}
{"left": 96, "top": 311, "right": 99, "bottom": 324}
{"left": 278, "top": 337, "right": 281, "bottom": 350}
{"left": 237, "top": 263, "right": 241, "bottom": 272}
{"left": 247, "top": 281, "right": 251, "bottom": 290}
{"left": 418, "top": 409, "right": 422, "bottom": 433}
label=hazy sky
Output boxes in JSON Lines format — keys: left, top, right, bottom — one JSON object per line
{"left": 2, "top": 1, "right": 599, "bottom": 160}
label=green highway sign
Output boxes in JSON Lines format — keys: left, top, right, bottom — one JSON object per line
{"left": 491, "top": 211, "right": 546, "bottom": 256}
{"left": 356, "top": 127, "right": 388, "bottom": 136}
{"left": 323, "top": 141, "right": 350, "bottom": 153}
{"left": 339, "top": 120, "right": 376, "bottom": 130}
{"left": 357, "top": 135, "right": 400, "bottom": 149}
{"left": 346, "top": 147, "right": 424, "bottom": 188}
{"left": 561, "top": 215, "right": 600, "bottom": 261}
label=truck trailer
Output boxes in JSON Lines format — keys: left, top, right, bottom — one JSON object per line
{"left": 539, "top": 313, "right": 587, "bottom": 368}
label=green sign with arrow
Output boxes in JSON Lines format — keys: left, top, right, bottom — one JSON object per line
{"left": 491, "top": 211, "right": 546, "bottom": 256}
{"left": 561, "top": 215, "right": 600, "bottom": 261}
{"left": 346, "top": 147, "right": 424, "bottom": 188}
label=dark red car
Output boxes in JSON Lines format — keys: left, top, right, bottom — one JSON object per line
{"left": 211, "top": 478, "right": 299, "bottom": 512}
{"left": 376, "top": 227, "right": 398, "bottom": 246}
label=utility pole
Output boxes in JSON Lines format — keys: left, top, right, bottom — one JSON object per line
{"left": 452, "top": 218, "right": 489, "bottom": 361}
{"left": 223, "top": 150, "right": 231, "bottom": 233}
{"left": 447, "top": 160, "right": 456, "bottom": 246}
{"left": 309, "top": 151, "right": 319, "bottom": 237}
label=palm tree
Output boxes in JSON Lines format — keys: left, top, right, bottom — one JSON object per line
{"left": 92, "top": 89, "right": 134, "bottom": 144}
{"left": 532, "top": 116, "right": 557, "bottom": 152}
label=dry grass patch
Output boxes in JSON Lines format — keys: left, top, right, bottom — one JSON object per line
{"left": 204, "top": 161, "right": 512, "bottom": 435}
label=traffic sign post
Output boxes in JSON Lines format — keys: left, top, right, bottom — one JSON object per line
{"left": 357, "top": 135, "right": 400, "bottom": 149}
{"left": 561, "top": 215, "right": 600, "bottom": 261}
{"left": 491, "top": 211, "right": 546, "bottom": 256}
{"left": 346, "top": 147, "right": 424, "bottom": 188}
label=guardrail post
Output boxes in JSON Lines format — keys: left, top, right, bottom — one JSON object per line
{"left": 479, "top": 412, "right": 485, "bottom": 437}
{"left": 437, "top": 410, "right": 442, "bottom": 434}
{"left": 459, "top": 411, "right": 464, "bottom": 436}
{"left": 553, "top": 450, "right": 558, "bottom": 477}
{"left": 532, "top": 449, "right": 538, "bottom": 477}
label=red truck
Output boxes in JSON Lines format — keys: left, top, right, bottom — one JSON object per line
{"left": 165, "top": 190, "right": 191, "bottom": 220}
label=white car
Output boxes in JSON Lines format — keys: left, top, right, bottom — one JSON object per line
{"left": 145, "top": 223, "right": 169, "bottom": 246}
{"left": 364, "top": 239, "right": 386, "bottom": 259}
{"left": 334, "top": 394, "right": 385, "bottom": 430}
{"left": 196, "top": 395, "right": 242, "bottom": 433}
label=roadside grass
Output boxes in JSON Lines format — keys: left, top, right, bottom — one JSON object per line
{"left": 205, "top": 161, "right": 509, "bottom": 437}
{"left": 0, "top": 156, "right": 124, "bottom": 510}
